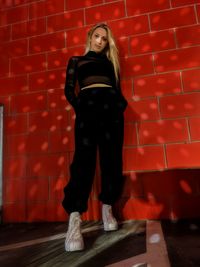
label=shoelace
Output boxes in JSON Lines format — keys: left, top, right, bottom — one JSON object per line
{"left": 105, "top": 207, "right": 116, "bottom": 224}
{"left": 66, "top": 217, "right": 82, "bottom": 244}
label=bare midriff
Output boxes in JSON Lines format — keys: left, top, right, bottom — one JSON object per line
{"left": 81, "top": 83, "right": 112, "bottom": 90}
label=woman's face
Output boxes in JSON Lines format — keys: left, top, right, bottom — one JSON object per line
{"left": 90, "top": 27, "right": 108, "bottom": 53}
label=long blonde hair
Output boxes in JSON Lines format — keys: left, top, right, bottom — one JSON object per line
{"left": 85, "top": 23, "right": 120, "bottom": 82}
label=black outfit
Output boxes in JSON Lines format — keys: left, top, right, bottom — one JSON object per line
{"left": 62, "top": 51, "right": 127, "bottom": 214}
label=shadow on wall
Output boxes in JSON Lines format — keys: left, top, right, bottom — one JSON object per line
{"left": 115, "top": 169, "right": 200, "bottom": 221}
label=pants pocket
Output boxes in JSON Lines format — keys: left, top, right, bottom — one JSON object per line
{"left": 114, "top": 92, "right": 128, "bottom": 113}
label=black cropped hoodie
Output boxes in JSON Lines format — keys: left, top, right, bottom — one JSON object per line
{"left": 64, "top": 50, "right": 127, "bottom": 112}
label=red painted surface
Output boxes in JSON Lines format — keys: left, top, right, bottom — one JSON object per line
{"left": 1, "top": 0, "right": 200, "bottom": 222}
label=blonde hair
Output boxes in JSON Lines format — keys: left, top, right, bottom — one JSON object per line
{"left": 85, "top": 23, "right": 120, "bottom": 82}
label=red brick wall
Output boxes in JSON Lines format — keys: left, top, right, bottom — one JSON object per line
{"left": 1, "top": 0, "right": 200, "bottom": 222}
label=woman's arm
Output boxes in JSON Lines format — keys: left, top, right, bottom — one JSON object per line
{"left": 115, "top": 71, "right": 128, "bottom": 112}
{"left": 64, "top": 57, "right": 79, "bottom": 111}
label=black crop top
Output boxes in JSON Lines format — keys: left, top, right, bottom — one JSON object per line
{"left": 64, "top": 50, "right": 122, "bottom": 110}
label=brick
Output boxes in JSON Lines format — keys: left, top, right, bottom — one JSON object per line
{"left": 45, "top": 0, "right": 64, "bottom": 15}
{"left": 6, "top": 133, "right": 49, "bottom": 156}
{"left": 44, "top": 202, "right": 67, "bottom": 222}
{"left": 0, "top": 76, "right": 28, "bottom": 96}
{"left": 4, "top": 178, "right": 26, "bottom": 202}
{"left": 27, "top": 133, "right": 50, "bottom": 155}
{"left": 85, "top": 1, "right": 125, "bottom": 24}
{"left": 29, "top": 72, "right": 48, "bottom": 91}
{"left": 48, "top": 49, "right": 69, "bottom": 69}
{"left": 68, "top": 108, "right": 76, "bottom": 126}
{"left": 29, "top": 32, "right": 65, "bottom": 54}
{"left": 12, "top": 18, "right": 46, "bottom": 39}
{"left": 10, "top": 92, "right": 47, "bottom": 113}
{"left": 121, "top": 172, "right": 143, "bottom": 198}
{"left": 189, "top": 117, "right": 200, "bottom": 140}
{"left": 182, "top": 69, "right": 200, "bottom": 92}
{"left": 121, "top": 78, "right": 133, "bottom": 100}
{"left": 11, "top": 54, "right": 46, "bottom": 75}
{"left": 28, "top": 71, "right": 48, "bottom": 91}
{"left": 0, "top": 39, "right": 27, "bottom": 58}
{"left": 4, "top": 157, "right": 27, "bottom": 179}
{"left": 130, "top": 30, "right": 175, "bottom": 55}
{"left": 0, "top": 96, "right": 10, "bottom": 114}
{"left": 26, "top": 177, "right": 49, "bottom": 201}
{"left": 49, "top": 130, "right": 74, "bottom": 152}
{"left": 91, "top": 173, "right": 101, "bottom": 199}
{"left": 125, "top": 99, "right": 160, "bottom": 122}
{"left": 47, "top": 10, "right": 84, "bottom": 33}
{"left": 109, "top": 16, "right": 149, "bottom": 38}
{"left": 4, "top": 114, "right": 28, "bottom": 135}
{"left": 82, "top": 199, "right": 101, "bottom": 221}
{"left": 29, "top": 69, "right": 66, "bottom": 91}
{"left": 140, "top": 169, "right": 200, "bottom": 200}
{"left": 26, "top": 203, "right": 48, "bottom": 222}
{"left": 65, "top": 0, "right": 103, "bottom": 10}
{"left": 123, "top": 146, "right": 165, "bottom": 171}
{"left": 139, "top": 119, "right": 188, "bottom": 145}
{"left": 134, "top": 72, "right": 182, "bottom": 98}
{"left": 126, "top": 0, "right": 170, "bottom": 15}
{"left": 171, "top": 0, "right": 200, "bottom": 7}
{"left": 117, "top": 37, "right": 129, "bottom": 58}
{"left": 28, "top": 110, "right": 69, "bottom": 133}
{"left": 150, "top": 7, "right": 196, "bottom": 31}
{"left": 47, "top": 47, "right": 85, "bottom": 70}
{"left": 166, "top": 142, "right": 200, "bottom": 168}
{"left": 0, "top": 25, "right": 10, "bottom": 42}
{"left": 160, "top": 92, "right": 200, "bottom": 118}
{"left": 0, "top": 6, "right": 28, "bottom": 25}
{"left": 121, "top": 55, "right": 154, "bottom": 78}
{"left": 121, "top": 198, "right": 164, "bottom": 220}
{"left": 91, "top": 180, "right": 99, "bottom": 201}
{"left": 176, "top": 24, "right": 200, "bottom": 48}
{"left": 197, "top": 5, "right": 200, "bottom": 19}
{"left": 154, "top": 47, "right": 200, "bottom": 72}
{"left": 4, "top": 135, "right": 9, "bottom": 156}
{"left": 27, "top": 154, "right": 68, "bottom": 177}
{"left": 1, "top": 0, "right": 30, "bottom": 8}
{"left": 0, "top": 54, "right": 9, "bottom": 77}
{"left": 3, "top": 203, "right": 26, "bottom": 222}
{"left": 29, "top": 0, "right": 64, "bottom": 18}
{"left": 124, "top": 123, "right": 137, "bottom": 146}
{"left": 29, "top": 1, "right": 45, "bottom": 19}
{"left": 49, "top": 176, "right": 67, "bottom": 201}
{"left": 66, "top": 26, "right": 90, "bottom": 47}
{"left": 47, "top": 89, "right": 68, "bottom": 110}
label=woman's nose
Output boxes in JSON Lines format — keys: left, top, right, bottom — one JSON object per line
{"left": 97, "top": 37, "right": 102, "bottom": 44}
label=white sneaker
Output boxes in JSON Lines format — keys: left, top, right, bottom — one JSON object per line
{"left": 65, "top": 212, "right": 84, "bottom": 252}
{"left": 102, "top": 204, "right": 118, "bottom": 231}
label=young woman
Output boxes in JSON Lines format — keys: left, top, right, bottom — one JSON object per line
{"left": 62, "top": 23, "right": 128, "bottom": 252}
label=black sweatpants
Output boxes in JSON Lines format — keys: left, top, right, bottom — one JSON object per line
{"left": 62, "top": 87, "right": 126, "bottom": 214}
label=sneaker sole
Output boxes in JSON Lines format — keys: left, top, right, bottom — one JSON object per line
{"left": 104, "top": 225, "right": 118, "bottom": 231}
{"left": 65, "top": 244, "right": 84, "bottom": 252}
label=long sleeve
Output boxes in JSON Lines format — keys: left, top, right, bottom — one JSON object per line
{"left": 115, "top": 74, "right": 122, "bottom": 92}
{"left": 114, "top": 72, "right": 128, "bottom": 112}
{"left": 64, "top": 56, "right": 79, "bottom": 110}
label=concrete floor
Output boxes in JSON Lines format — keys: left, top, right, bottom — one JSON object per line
{"left": 0, "top": 219, "right": 200, "bottom": 267}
